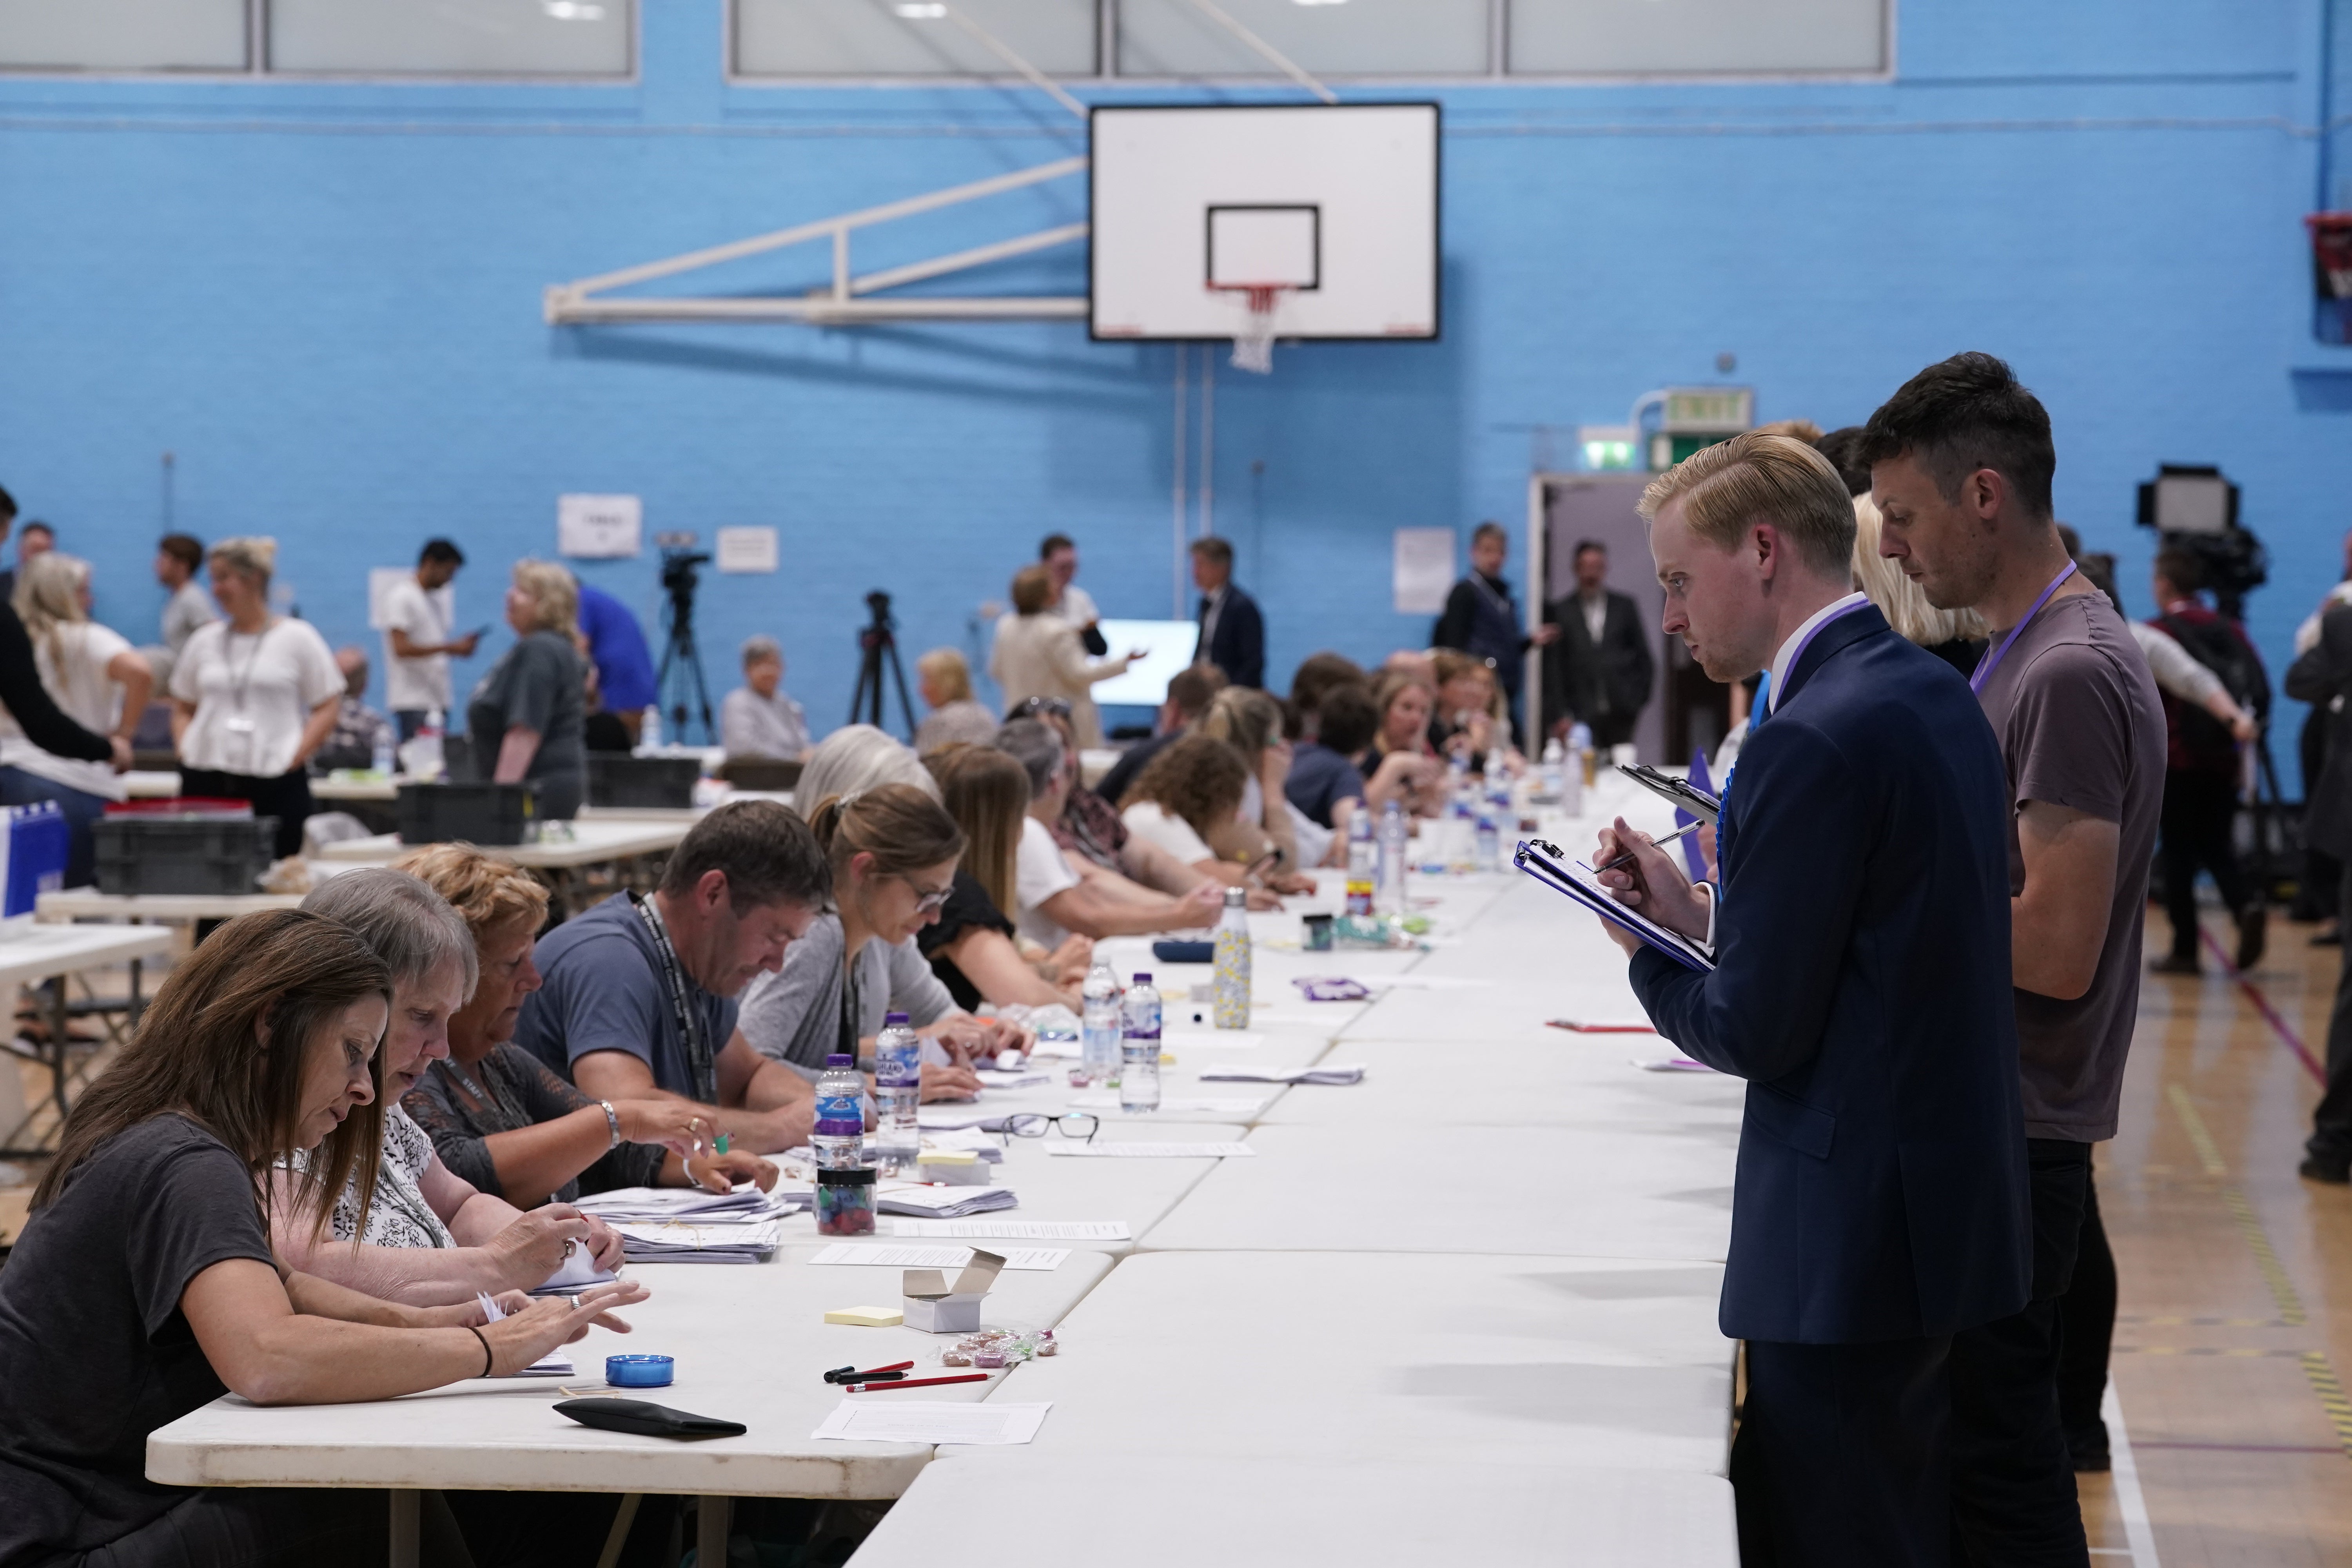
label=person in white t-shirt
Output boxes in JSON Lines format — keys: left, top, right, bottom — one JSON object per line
{"left": 169, "top": 537, "right": 344, "bottom": 861}
{"left": 1038, "top": 533, "right": 1102, "bottom": 650}
{"left": 382, "top": 538, "right": 479, "bottom": 741}
{"left": 0, "top": 553, "right": 151, "bottom": 886}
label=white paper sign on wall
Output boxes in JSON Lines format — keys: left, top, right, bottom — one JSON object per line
{"left": 1392, "top": 527, "right": 1456, "bottom": 615}
{"left": 716, "top": 527, "right": 779, "bottom": 574}
{"left": 557, "top": 494, "right": 642, "bottom": 559}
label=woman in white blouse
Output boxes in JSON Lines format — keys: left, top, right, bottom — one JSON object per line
{"left": 0, "top": 553, "right": 151, "bottom": 886}
{"left": 168, "top": 537, "right": 343, "bottom": 860}
{"left": 988, "top": 564, "right": 1136, "bottom": 749}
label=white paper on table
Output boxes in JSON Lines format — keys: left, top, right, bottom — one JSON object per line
{"left": 973, "top": 1068, "right": 1053, "bottom": 1089}
{"left": 892, "top": 1218, "right": 1131, "bottom": 1241}
{"left": 915, "top": 1107, "right": 1010, "bottom": 1131}
{"left": 811, "top": 1399, "right": 1052, "bottom": 1446}
{"left": 873, "top": 1183, "right": 1017, "bottom": 1214}
{"left": 919, "top": 1128, "right": 1004, "bottom": 1158}
{"left": 1045, "top": 1142, "right": 1256, "bottom": 1159}
{"left": 506, "top": 1353, "right": 574, "bottom": 1378}
{"left": 806, "top": 1243, "right": 1068, "bottom": 1270}
{"left": 1066, "top": 1094, "right": 1268, "bottom": 1115}
{"left": 534, "top": 1245, "right": 618, "bottom": 1293}
{"left": 1197, "top": 1064, "right": 1366, "bottom": 1085}
{"left": 1637, "top": 1057, "right": 1719, "bottom": 1074}
{"left": 1357, "top": 975, "right": 1492, "bottom": 991}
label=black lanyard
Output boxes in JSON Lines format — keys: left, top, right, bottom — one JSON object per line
{"left": 630, "top": 893, "right": 716, "bottom": 1103}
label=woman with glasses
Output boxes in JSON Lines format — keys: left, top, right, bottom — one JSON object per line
{"left": 738, "top": 784, "right": 1016, "bottom": 1087}
{"left": 988, "top": 565, "right": 1138, "bottom": 749}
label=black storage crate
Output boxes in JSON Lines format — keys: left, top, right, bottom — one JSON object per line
{"left": 587, "top": 755, "right": 702, "bottom": 809}
{"left": 94, "top": 815, "right": 278, "bottom": 896}
{"left": 397, "top": 782, "right": 537, "bottom": 847}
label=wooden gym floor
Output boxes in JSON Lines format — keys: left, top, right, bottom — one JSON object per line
{"left": 2088, "top": 905, "right": 2352, "bottom": 1565}
{"left": 3, "top": 905, "right": 2350, "bottom": 1562}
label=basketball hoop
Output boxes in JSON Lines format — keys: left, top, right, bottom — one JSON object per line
{"left": 1220, "top": 283, "right": 1290, "bottom": 375}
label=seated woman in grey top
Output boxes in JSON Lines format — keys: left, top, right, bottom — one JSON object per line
{"left": 467, "top": 560, "right": 588, "bottom": 819}
{"left": 737, "top": 784, "right": 1020, "bottom": 1088}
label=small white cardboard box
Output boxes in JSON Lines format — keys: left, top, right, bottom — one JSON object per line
{"left": 901, "top": 1249, "right": 1005, "bottom": 1334}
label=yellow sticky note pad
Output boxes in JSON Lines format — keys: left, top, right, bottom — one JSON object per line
{"left": 917, "top": 1151, "right": 978, "bottom": 1167}
{"left": 824, "top": 1305, "right": 904, "bottom": 1328}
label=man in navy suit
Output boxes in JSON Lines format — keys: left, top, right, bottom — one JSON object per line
{"left": 1190, "top": 536, "right": 1264, "bottom": 690}
{"left": 1593, "top": 432, "right": 2030, "bottom": 1566}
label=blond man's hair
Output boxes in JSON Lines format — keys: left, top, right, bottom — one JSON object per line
{"left": 1637, "top": 432, "right": 1857, "bottom": 577}
{"left": 509, "top": 560, "right": 578, "bottom": 636}
{"left": 391, "top": 841, "right": 551, "bottom": 941}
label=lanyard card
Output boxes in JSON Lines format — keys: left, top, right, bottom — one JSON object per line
{"left": 1514, "top": 839, "right": 1716, "bottom": 973}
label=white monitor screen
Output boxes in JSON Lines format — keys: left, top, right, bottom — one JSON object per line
{"left": 1087, "top": 619, "right": 1201, "bottom": 707}
{"left": 2153, "top": 474, "right": 2231, "bottom": 535}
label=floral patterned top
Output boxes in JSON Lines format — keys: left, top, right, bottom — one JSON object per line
{"left": 327, "top": 1105, "right": 457, "bottom": 1250}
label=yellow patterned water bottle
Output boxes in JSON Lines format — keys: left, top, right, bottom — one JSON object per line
{"left": 1212, "top": 886, "right": 1252, "bottom": 1029}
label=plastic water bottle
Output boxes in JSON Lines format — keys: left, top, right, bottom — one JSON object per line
{"left": 1213, "top": 887, "right": 1251, "bottom": 1029}
{"left": 1120, "top": 973, "right": 1162, "bottom": 1113}
{"left": 1081, "top": 962, "right": 1123, "bottom": 1085}
{"left": 408, "top": 708, "right": 445, "bottom": 781}
{"left": 1475, "top": 807, "right": 1501, "bottom": 872}
{"left": 1344, "top": 809, "right": 1376, "bottom": 916}
{"left": 1538, "top": 737, "right": 1564, "bottom": 802}
{"left": 1376, "top": 799, "right": 1409, "bottom": 917}
{"left": 641, "top": 704, "right": 663, "bottom": 751}
{"left": 812, "top": 1053, "right": 866, "bottom": 1170}
{"left": 371, "top": 730, "right": 395, "bottom": 778}
{"left": 873, "top": 1014, "right": 921, "bottom": 1170}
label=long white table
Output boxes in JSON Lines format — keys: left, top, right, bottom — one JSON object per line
{"left": 314, "top": 818, "right": 688, "bottom": 870}
{"left": 148, "top": 773, "right": 1746, "bottom": 1567}
{"left": 0, "top": 922, "right": 174, "bottom": 1152}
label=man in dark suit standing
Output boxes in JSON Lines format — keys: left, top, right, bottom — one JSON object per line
{"left": 1545, "top": 540, "right": 1653, "bottom": 746}
{"left": 1593, "top": 432, "right": 2029, "bottom": 1565}
{"left": 2291, "top": 596, "right": 2352, "bottom": 1180}
{"left": 1433, "top": 521, "right": 1559, "bottom": 745}
{"left": 1190, "top": 536, "right": 1263, "bottom": 690}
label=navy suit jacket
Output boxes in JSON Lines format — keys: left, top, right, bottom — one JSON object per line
{"left": 1629, "top": 606, "right": 2031, "bottom": 1345}
{"left": 1195, "top": 585, "right": 1265, "bottom": 690}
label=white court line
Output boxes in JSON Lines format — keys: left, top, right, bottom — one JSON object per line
{"left": 2102, "top": 1382, "right": 2161, "bottom": 1566}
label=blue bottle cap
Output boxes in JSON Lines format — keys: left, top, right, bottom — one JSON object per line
{"left": 1132, "top": 972, "right": 1152, "bottom": 984}
{"left": 606, "top": 1354, "right": 675, "bottom": 1388}
{"left": 826, "top": 1054, "right": 855, "bottom": 1067}
{"left": 884, "top": 1012, "right": 909, "bottom": 1025}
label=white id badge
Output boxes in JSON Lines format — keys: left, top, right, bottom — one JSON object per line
{"left": 224, "top": 716, "right": 258, "bottom": 735}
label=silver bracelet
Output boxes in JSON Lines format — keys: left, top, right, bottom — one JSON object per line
{"left": 600, "top": 1100, "right": 622, "bottom": 1150}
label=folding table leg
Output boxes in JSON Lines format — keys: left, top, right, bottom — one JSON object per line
{"left": 595, "top": 1493, "right": 643, "bottom": 1568}
{"left": 697, "top": 1494, "right": 730, "bottom": 1568}
{"left": 388, "top": 1488, "right": 420, "bottom": 1568}
{"left": 46, "top": 976, "right": 67, "bottom": 1124}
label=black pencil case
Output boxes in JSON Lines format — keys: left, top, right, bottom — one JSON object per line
{"left": 555, "top": 1397, "right": 746, "bottom": 1439}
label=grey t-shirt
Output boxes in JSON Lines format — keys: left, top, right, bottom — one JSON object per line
{"left": 467, "top": 630, "right": 587, "bottom": 793}
{"left": 514, "top": 893, "right": 738, "bottom": 1101}
{"left": 1974, "top": 588, "right": 2166, "bottom": 1142}
{"left": 736, "top": 910, "right": 958, "bottom": 1076}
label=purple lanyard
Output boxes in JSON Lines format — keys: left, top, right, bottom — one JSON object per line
{"left": 1969, "top": 562, "right": 2078, "bottom": 695}
{"left": 1767, "top": 596, "right": 1872, "bottom": 717}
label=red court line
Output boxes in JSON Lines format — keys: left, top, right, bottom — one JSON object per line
{"left": 2197, "top": 927, "right": 2327, "bottom": 1085}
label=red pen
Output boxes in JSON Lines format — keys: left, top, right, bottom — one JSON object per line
{"left": 844, "top": 1373, "right": 991, "bottom": 1393}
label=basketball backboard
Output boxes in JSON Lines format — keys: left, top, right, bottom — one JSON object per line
{"left": 1089, "top": 103, "right": 1439, "bottom": 343}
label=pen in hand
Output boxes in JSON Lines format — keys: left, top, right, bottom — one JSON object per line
{"left": 1593, "top": 820, "right": 1702, "bottom": 877}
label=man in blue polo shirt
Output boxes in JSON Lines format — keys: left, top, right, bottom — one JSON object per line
{"left": 516, "top": 799, "right": 827, "bottom": 1152}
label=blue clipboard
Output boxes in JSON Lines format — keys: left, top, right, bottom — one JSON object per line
{"left": 1514, "top": 838, "right": 1717, "bottom": 973}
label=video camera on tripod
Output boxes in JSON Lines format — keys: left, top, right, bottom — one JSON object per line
{"left": 850, "top": 589, "right": 917, "bottom": 739}
{"left": 652, "top": 532, "right": 714, "bottom": 743}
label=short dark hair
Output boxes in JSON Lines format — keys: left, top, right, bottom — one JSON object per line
{"left": 0, "top": 486, "right": 13, "bottom": 522}
{"left": 1470, "top": 521, "right": 1506, "bottom": 548}
{"left": 1190, "top": 536, "right": 1234, "bottom": 570}
{"left": 19, "top": 521, "right": 51, "bottom": 541}
{"left": 1856, "top": 351, "right": 2056, "bottom": 521}
{"left": 1812, "top": 426, "right": 1872, "bottom": 497}
{"left": 1039, "top": 533, "right": 1074, "bottom": 559}
{"left": 2152, "top": 546, "right": 2204, "bottom": 597}
{"left": 1166, "top": 663, "right": 1226, "bottom": 719}
{"left": 1573, "top": 539, "right": 1608, "bottom": 561}
{"left": 660, "top": 799, "right": 831, "bottom": 913}
{"left": 1313, "top": 682, "right": 1379, "bottom": 757}
{"left": 1287, "top": 651, "right": 1365, "bottom": 717}
{"left": 159, "top": 534, "right": 204, "bottom": 571}
{"left": 420, "top": 538, "right": 465, "bottom": 568}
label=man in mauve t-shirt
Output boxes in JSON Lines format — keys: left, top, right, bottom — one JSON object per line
{"left": 1867, "top": 352, "right": 2165, "bottom": 1564}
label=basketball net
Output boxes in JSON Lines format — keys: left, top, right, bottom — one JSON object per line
{"left": 1228, "top": 285, "right": 1287, "bottom": 375}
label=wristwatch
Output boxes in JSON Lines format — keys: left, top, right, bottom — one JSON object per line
{"left": 600, "top": 1100, "right": 622, "bottom": 1150}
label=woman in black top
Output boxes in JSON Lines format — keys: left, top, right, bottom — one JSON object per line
{"left": 922, "top": 743, "right": 1085, "bottom": 1011}
{"left": 0, "top": 910, "right": 643, "bottom": 1568}
{"left": 395, "top": 842, "right": 775, "bottom": 1206}
{"left": 468, "top": 562, "right": 589, "bottom": 820}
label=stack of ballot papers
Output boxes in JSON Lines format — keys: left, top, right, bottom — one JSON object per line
{"left": 572, "top": 1185, "right": 805, "bottom": 1223}
{"left": 808, "top": 1243, "right": 1069, "bottom": 1270}
{"left": 1197, "top": 1063, "right": 1366, "bottom": 1085}
{"left": 610, "top": 1219, "right": 782, "bottom": 1263}
{"left": 874, "top": 1183, "right": 1018, "bottom": 1218}
{"left": 972, "top": 1065, "right": 1052, "bottom": 1090}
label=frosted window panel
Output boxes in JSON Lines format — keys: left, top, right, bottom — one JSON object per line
{"left": 0, "top": 0, "right": 248, "bottom": 71}
{"left": 1118, "top": 0, "right": 1488, "bottom": 77}
{"left": 1509, "top": 0, "right": 1884, "bottom": 75}
{"left": 735, "top": 0, "right": 1095, "bottom": 77}
{"left": 269, "top": 0, "right": 632, "bottom": 75}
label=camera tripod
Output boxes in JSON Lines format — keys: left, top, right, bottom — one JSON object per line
{"left": 656, "top": 548, "right": 715, "bottom": 744}
{"left": 849, "top": 590, "right": 918, "bottom": 740}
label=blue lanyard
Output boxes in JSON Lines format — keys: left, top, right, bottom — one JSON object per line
{"left": 1970, "top": 562, "right": 2078, "bottom": 695}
